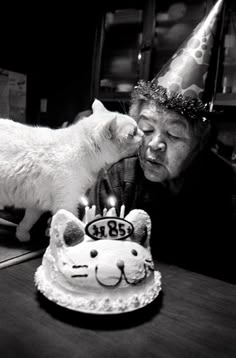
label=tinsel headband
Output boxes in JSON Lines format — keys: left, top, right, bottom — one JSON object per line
{"left": 132, "top": 80, "right": 209, "bottom": 122}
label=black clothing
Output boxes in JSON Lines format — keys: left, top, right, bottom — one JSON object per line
{"left": 85, "top": 150, "right": 236, "bottom": 284}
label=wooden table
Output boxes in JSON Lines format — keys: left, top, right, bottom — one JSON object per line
{"left": 0, "top": 258, "right": 235, "bottom": 358}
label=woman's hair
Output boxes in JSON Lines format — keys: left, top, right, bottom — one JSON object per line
{"left": 129, "top": 81, "right": 214, "bottom": 148}
{"left": 129, "top": 96, "right": 212, "bottom": 148}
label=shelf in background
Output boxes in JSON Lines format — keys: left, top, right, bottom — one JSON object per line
{"left": 214, "top": 93, "right": 236, "bottom": 106}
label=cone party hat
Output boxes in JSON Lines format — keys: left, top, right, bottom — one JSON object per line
{"left": 132, "top": 0, "right": 224, "bottom": 121}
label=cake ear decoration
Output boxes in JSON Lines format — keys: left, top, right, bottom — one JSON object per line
{"left": 49, "top": 208, "right": 151, "bottom": 249}
{"left": 50, "top": 209, "right": 85, "bottom": 249}
{"left": 124, "top": 209, "right": 151, "bottom": 248}
{"left": 63, "top": 221, "right": 85, "bottom": 246}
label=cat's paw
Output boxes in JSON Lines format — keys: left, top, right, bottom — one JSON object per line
{"left": 16, "top": 227, "right": 31, "bottom": 242}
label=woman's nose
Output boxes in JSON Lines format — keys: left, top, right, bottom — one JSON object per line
{"left": 148, "top": 134, "right": 166, "bottom": 152}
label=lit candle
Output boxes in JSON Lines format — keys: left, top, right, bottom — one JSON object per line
{"left": 91, "top": 205, "right": 96, "bottom": 221}
{"left": 86, "top": 205, "right": 97, "bottom": 222}
{"left": 108, "top": 196, "right": 117, "bottom": 216}
{"left": 109, "top": 196, "right": 116, "bottom": 207}
{"left": 84, "top": 207, "right": 89, "bottom": 223}
{"left": 80, "top": 196, "right": 89, "bottom": 223}
{"left": 119, "top": 204, "right": 125, "bottom": 218}
{"left": 103, "top": 208, "right": 108, "bottom": 217}
{"left": 80, "top": 196, "right": 89, "bottom": 207}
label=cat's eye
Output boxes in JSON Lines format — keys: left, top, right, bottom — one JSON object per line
{"left": 90, "top": 249, "right": 98, "bottom": 258}
{"left": 128, "top": 126, "right": 138, "bottom": 138}
{"left": 131, "top": 249, "right": 138, "bottom": 256}
{"left": 128, "top": 130, "right": 135, "bottom": 138}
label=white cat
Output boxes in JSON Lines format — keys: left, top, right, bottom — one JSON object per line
{"left": 0, "top": 99, "right": 143, "bottom": 242}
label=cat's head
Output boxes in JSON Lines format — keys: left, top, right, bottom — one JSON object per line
{"left": 91, "top": 99, "right": 143, "bottom": 163}
{"left": 46, "top": 209, "right": 153, "bottom": 290}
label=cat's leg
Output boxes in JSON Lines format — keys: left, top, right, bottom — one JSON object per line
{"left": 16, "top": 208, "right": 43, "bottom": 242}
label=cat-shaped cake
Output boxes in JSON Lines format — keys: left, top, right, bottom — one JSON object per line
{"left": 35, "top": 209, "right": 161, "bottom": 314}
{"left": 0, "top": 99, "right": 143, "bottom": 241}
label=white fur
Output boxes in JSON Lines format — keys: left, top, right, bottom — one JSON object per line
{"left": 0, "top": 99, "right": 143, "bottom": 241}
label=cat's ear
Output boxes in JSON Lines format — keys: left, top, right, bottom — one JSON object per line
{"left": 92, "top": 99, "right": 108, "bottom": 113}
{"left": 104, "top": 116, "right": 118, "bottom": 139}
{"left": 50, "top": 209, "right": 85, "bottom": 249}
{"left": 125, "top": 209, "right": 151, "bottom": 249}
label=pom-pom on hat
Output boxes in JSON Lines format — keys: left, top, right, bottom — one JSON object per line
{"left": 132, "top": 0, "right": 224, "bottom": 121}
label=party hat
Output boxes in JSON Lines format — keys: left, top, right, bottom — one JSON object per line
{"left": 132, "top": 0, "right": 224, "bottom": 121}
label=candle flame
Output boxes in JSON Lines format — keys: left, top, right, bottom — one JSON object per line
{"left": 108, "top": 196, "right": 116, "bottom": 207}
{"left": 80, "top": 196, "right": 89, "bottom": 206}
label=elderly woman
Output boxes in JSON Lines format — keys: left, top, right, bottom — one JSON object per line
{"left": 84, "top": 84, "right": 235, "bottom": 283}
{"left": 84, "top": 0, "right": 236, "bottom": 283}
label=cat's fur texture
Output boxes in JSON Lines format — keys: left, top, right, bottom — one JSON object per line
{"left": 0, "top": 99, "right": 143, "bottom": 241}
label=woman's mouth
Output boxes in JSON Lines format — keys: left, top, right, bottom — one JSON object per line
{"left": 145, "top": 158, "right": 164, "bottom": 167}
{"left": 139, "top": 156, "right": 168, "bottom": 182}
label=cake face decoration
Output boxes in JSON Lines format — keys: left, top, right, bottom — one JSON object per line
{"left": 35, "top": 208, "right": 161, "bottom": 314}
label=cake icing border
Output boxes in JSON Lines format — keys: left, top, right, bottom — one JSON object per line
{"left": 35, "top": 266, "right": 161, "bottom": 314}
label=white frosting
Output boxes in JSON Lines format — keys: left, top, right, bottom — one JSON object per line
{"left": 35, "top": 265, "right": 161, "bottom": 314}
{"left": 34, "top": 209, "right": 162, "bottom": 314}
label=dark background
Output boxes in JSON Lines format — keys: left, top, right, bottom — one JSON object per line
{"left": 0, "top": 1, "right": 144, "bottom": 127}
{"left": 0, "top": 3, "right": 105, "bottom": 127}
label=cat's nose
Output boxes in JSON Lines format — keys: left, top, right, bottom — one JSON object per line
{"left": 117, "top": 259, "right": 125, "bottom": 270}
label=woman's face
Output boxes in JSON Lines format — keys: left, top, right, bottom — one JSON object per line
{"left": 138, "top": 102, "right": 199, "bottom": 183}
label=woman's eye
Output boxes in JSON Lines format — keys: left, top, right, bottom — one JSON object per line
{"left": 167, "top": 132, "right": 181, "bottom": 140}
{"left": 144, "top": 129, "right": 153, "bottom": 134}
{"left": 141, "top": 127, "right": 153, "bottom": 134}
{"left": 138, "top": 118, "right": 154, "bottom": 134}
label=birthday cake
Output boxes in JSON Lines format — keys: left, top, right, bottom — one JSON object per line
{"left": 35, "top": 207, "right": 161, "bottom": 314}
